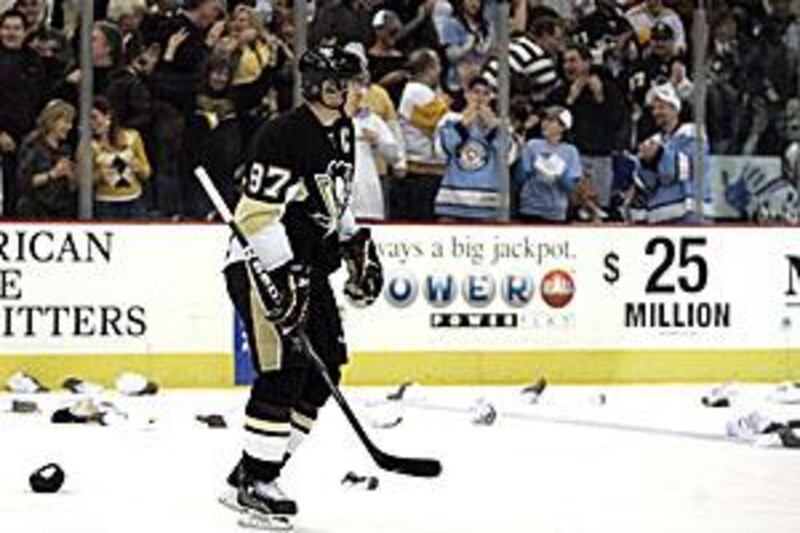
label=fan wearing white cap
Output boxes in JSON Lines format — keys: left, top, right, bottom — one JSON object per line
{"left": 367, "top": 9, "right": 406, "bottom": 92}
{"left": 515, "top": 106, "right": 583, "bottom": 222}
{"left": 634, "top": 82, "right": 711, "bottom": 223}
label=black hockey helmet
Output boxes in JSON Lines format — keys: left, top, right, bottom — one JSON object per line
{"left": 300, "top": 45, "right": 363, "bottom": 101}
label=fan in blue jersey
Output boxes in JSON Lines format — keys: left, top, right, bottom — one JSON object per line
{"left": 434, "top": 76, "right": 513, "bottom": 220}
{"left": 634, "top": 83, "right": 712, "bottom": 223}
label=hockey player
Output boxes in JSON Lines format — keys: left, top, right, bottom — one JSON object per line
{"left": 221, "top": 45, "right": 384, "bottom": 523}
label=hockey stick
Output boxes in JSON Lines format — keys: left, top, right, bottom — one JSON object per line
{"left": 194, "top": 167, "right": 442, "bottom": 478}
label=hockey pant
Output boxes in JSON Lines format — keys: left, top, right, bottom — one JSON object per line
{"left": 224, "top": 261, "right": 347, "bottom": 482}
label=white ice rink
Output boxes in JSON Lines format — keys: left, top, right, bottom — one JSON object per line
{"left": 2, "top": 384, "right": 800, "bottom": 533}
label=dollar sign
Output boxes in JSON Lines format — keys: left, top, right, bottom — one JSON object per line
{"left": 603, "top": 252, "right": 620, "bottom": 285}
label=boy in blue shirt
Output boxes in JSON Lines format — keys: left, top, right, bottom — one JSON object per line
{"left": 515, "top": 106, "right": 582, "bottom": 221}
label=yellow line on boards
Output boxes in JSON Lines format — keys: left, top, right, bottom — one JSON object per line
{"left": 2, "top": 349, "right": 799, "bottom": 388}
{"left": 343, "top": 349, "right": 800, "bottom": 385}
{"left": 0, "top": 353, "right": 232, "bottom": 389}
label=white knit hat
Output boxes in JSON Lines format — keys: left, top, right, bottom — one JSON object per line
{"left": 648, "top": 83, "right": 682, "bottom": 112}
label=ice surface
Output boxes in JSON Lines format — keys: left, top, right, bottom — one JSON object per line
{"left": 2, "top": 384, "right": 800, "bottom": 533}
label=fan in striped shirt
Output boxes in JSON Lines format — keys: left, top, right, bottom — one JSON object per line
{"left": 482, "top": 16, "right": 565, "bottom": 105}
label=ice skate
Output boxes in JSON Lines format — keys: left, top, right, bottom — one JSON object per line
{"left": 236, "top": 477, "right": 296, "bottom": 531}
{"left": 218, "top": 461, "right": 246, "bottom": 513}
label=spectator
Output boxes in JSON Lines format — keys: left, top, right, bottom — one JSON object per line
{"left": 94, "top": 21, "right": 126, "bottom": 90}
{"left": 435, "top": 76, "right": 511, "bottom": 220}
{"left": 183, "top": 52, "right": 242, "bottom": 217}
{"left": 269, "top": 0, "right": 297, "bottom": 55}
{"left": 151, "top": 0, "right": 225, "bottom": 115}
{"left": 107, "top": 0, "right": 148, "bottom": 55}
{"left": 137, "top": 0, "right": 179, "bottom": 48}
{"left": 784, "top": 5, "right": 800, "bottom": 58}
{"left": 345, "top": 41, "right": 407, "bottom": 198}
{"left": 514, "top": 106, "right": 582, "bottom": 222}
{"left": 149, "top": 0, "right": 225, "bottom": 217}
{"left": 625, "top": 0, "right": 686, "bottom": 53}
{"left": 235, "top": 0, "right": 296, "bottom": 113}
{"left": 346, "top": 67, "right": 401, "bottom": 220}
{"left": 222, "top": 3, "right": 292, "bottom": 130}
{"left": 571, "top": 0, "right": 637, "bottom": 80}
{"left": 0, "top": 9, "right": 46, "bottom": 216}
{"left": 483, "top": 15, "right": 565, "bottom": 137}
{"left": 90, "top": 96, "right": 151, "bottom": 219}
{"left": 56, "top": 21, "right": 125, "bottom": 103}
{"left": 437, "top": 0, "right": 494, "bottom": 94}
{"left": 735, "top": 0, "right": 798, "bottom": 55}
{"left": 549, "top": 43, "right": 627, "bottom": 209}
{"left": 706, "top": 12, "right": 742, "bottom": 154}
{"left": 230, "top": 5, "right": 292, "bottom": 97}
{"left": 368, "top": 9, "right": 407, "bottom": 103}
{"left": 16, "top": 99, "right": 76, "bottom": 219}
{"left": 785, "top": 97, "right": 800, "bottom": 191}
{"left": 308, "top": 0, "right": 373, "bottom": 47}
{"left": 536, "top": 0, "right": 583, "bottom": 23}
{"left": 49, "top": 0, "right": 79, "bottom": 38}
{"left": 385, "top": 0, "right": 441, "bottom": 53}
{"left": 222, "top": 4, "right": 281, "bottom": 86}
{"left": 634, "top": 83, "right": 711, "bottom": 223}
{"left": 107, "top": 41, "right": 159, "bottom": 133}
{"left": 106, "top": 40, "right": 159, "bottom": 210}
{"left": 27, "top": 26, "right": 72, "bottom": 92}
{"left": 738, "top": 12, "right": 798, "bottom": 155}
{"left": 625, "top": 20, "right": 691, "bottom": 143}
{"left": 13, "top": 0, "right": 47, "bottom": 34}
{"left": 395, "top": 48, "right": 449, "bottom": 220}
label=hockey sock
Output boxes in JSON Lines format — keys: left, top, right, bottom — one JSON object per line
{"left": 243, "top": 400, "right": 291, "bottom": 483}
{"left": 287, "top": 403, "right": 317, "bottom": 457}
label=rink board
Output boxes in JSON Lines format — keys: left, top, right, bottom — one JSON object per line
{"left": 1, "top": 223, "right": 799, "bottom": 387}
{"left": 0, "top": 223, "right": 234, "bottom": 387}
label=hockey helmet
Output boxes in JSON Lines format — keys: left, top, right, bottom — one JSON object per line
{"left": 300, "top": 45, "right": 363, "bottom": 102}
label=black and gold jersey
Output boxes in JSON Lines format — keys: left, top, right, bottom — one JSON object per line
{"left": 228, "top": 105, "right": 356, "bottom": 276}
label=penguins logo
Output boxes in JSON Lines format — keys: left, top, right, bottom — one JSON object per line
{"left": 313, "top": 160, "right": 354, "bottom": 234}
{"left": 457, "top": 139, "right": 489, "bottom": 172}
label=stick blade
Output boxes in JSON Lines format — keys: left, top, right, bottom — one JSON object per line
{"left": 375, "top": 451, "right": 442, "bottom": 478}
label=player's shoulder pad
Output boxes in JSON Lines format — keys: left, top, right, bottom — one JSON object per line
{"left": 245, "top": 113, "right": 295, "bottom": 162}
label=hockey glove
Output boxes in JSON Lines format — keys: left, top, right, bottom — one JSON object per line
{"left": 255, "top": 261, "right": 311, "bottom": 334}
{"left": 342, "top": 228, "right": 383, "bottom": 307}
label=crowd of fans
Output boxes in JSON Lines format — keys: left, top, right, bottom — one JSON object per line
{"left": 0, "top": 0, "right": 797, "bottom": 223}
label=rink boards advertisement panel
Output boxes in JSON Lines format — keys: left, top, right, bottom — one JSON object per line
{"left": 1, "top": 222, "right": 799, "bottom": 386}
{"left": 0, "top": 223, "right": 233, "bottom": 387}
{"left": 337, "top": 225, "right": 800, "bottom": 384}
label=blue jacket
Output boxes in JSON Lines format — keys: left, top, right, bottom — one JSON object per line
{"left": 636, "top": 123, "right": 712, "bottom": 223}
{"left": 435, "top": 115, "right": 507, "bottom": 220}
